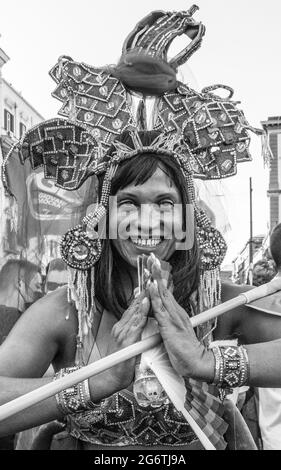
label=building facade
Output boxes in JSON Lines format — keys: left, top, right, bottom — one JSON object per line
{"left": 261, "top": 116, "right": 281, "bottom": 232}
{"left": 232, "top": 235, "right": 266, "bottom": 285}
{"left": 0, "top": 45, "right": 44, "bottom": 263}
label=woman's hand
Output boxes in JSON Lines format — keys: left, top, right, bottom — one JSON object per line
{"left": 148, "top": 260, "right": 214, "bottom": 382}
{"left": 105, "top": 292, "right": 150, "bottom": 391}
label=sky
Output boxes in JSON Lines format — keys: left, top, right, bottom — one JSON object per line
{"left": 1, "top": 0, "right": 281, "bottom": 266}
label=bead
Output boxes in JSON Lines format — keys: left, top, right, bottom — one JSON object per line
{"left": 73, "top": 66, "right": 82, "bottom": 77}
{"left": 99, "top": 86, "right": 108, "bottom": 96}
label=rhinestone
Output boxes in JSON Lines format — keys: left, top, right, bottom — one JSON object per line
{"left": 50, "top": 157, "right": 57, "bottom": 165}
{"left": 112, "top": 118, "right": 123, "bottom": 129}
{"left": 85, "top": 112, "right": 94, "bottom": 122}
{"left": 195, "top": 110, "right": 207, "bottom": 125}
{"left": 173, "top": 97, "right": 181, "bottom": 106}
{"left": 73, "top": 244, "right": 89, "bottom": 260}
{"left": 221, "top": 159, "right": 232, "bottom": 172}
{"left": 36, "top": 145, "right": 43, "bottom": 154}
{"left": 236, "top": 142, "right": 247, "bottom": 152}
{"left": 78, "top": 84, "right": 85, "bottom": 91}
{"left": 235, "top": 122, "right": 243, "bottom": 133}
{"left": 61, "top": 170, "right": 69, "bottom": 180}
{"left": 73, "top": 66, "right": 82, "bottom": 77}
{"left": 210, "top": 146, "right": 220, "bottom": 154}
{"left": 60, "top": 88, "right": 68, "bottom": 98}
{"left": 92, "top": 128, "right": 101, "bottom": 138}
{"left": 86, "top": 228, "right": 98, "bottom": 239}
{"left": 212, "top": 118, "right": 218, "bottom": 126}
{"left": 69, "top": 144, "right": 78, "bottom": 154}
{"left": 209, "top": 131, "right": 218, "bottom": 140}
{"left": 225, "top": 347, "right": 237, "bottom": 357}
{"left": 56, "top": 132, "right": 64, "bottom": 140}
{"left": 227, "top": 360, "right": 239, "bottom": 369}
{"left": 80, "top": 97, "right": 87, "bottom": 105}
{"left": 99, "top": 86, "right": 108, "bottom": 96}
{"left": 193, "top": 101, "right": 201, "bottom": 110}
{"left": 96, "top": 74, "right": 103, "bottom": 84}
{"left": 225, "top": 372, "right": 239, "bottom": 386}
{"left": 218, "top": 112, "right": 227, "bottom": 122}
{"left": 106, "top": 102, "right": 115, "bottom": 110}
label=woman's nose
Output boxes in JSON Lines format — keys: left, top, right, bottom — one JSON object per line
{"left": 137, "top": 204, "right": 161, "bottom": 236}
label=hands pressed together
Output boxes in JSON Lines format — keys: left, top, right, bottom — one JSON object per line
{"left": 108, "top": 254, "right": 215, "bottom": 389}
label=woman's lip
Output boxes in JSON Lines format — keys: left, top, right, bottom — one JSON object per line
{"left": 128, "top": 238, "right": 167, "bottom": 250}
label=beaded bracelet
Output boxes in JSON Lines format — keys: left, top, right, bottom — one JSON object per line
{"left": 210, "top": 344, "right": 250, "bottom": 400}
{"left": 54, "top": 366, "right": 94, "bottom": 415}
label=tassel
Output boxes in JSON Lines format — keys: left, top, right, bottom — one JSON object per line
{"left": 198, "top": 268, "right": 222, "bottom": 346}
{"left": 67, "top": 267, "right": 96, "bottom": 366}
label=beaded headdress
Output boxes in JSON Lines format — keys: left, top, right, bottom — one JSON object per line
{"left": 2, "top": 5, "right": 270, "bottom": 350}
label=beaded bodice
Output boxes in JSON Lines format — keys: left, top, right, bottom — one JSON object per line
{"left": 67, "top": 389, "right": 197, "bottom": 447}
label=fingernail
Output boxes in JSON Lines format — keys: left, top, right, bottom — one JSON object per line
{"left": 153, "top": 280, "right": 158, "bottom": 288}
{"left": 154, "top": 258, "right": 161, "bottom": 268}
{"left": 134, "top": 287, "right": 140, "bottom": 298}
{"left": 142, "top": 297, "right": 149, "bottom": 306}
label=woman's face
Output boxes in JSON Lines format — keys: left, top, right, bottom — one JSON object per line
{"left": 110, "top": 167, "right": 184, "bottom": 268}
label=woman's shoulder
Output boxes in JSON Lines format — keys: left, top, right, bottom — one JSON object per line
{"left": 221, "top": 281, "right": 253, "bottom": 302}
{"left": 22, "top": 286, "right": 77, "bottom": 334}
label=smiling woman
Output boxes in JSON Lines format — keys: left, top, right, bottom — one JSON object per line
{"left": 1, "top": 5, "right": 281, "bottom": 452}
{"left": 93, "top": 131, "right": 199, "bottom": 319}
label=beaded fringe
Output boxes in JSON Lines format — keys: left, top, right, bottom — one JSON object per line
{"left": 67, "top": 267, "right": 96, "bottom": 365}
{"left": 197, "top": 268, "right": 222, "bottom": 346}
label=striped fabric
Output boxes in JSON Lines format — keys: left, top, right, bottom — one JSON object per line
{"left": 184, "top": 379, "right": 228, "bottom": 450}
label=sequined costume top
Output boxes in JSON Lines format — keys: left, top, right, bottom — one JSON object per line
{"left": 64, "top": 305, "right": 227, "bottom": 449}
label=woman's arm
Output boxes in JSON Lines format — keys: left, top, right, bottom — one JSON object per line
{"left": 148, "top": 266, "right": 281, "bottom": 388}
{"left": 0, "top": 288, "right": 150, "bottom": 436}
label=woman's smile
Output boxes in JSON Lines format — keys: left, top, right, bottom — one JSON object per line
{"left": 110, "top": 167, "right": 184, "bottom": 267}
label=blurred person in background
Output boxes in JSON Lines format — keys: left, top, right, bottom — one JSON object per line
{"left": 44, "top": 259, "right": 68, "bottom": 295}
{"left": 0, "top": 259, "right": 42, "bottom": 345}
{"left": 248, "top": 224, "right": 281, "bottom": 449}
{"left": 0, "top": 259, "right": 42, "bottom": 449}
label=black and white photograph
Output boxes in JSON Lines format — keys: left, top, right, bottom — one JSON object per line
{"left": 0, "top": 0, "right": 281, "bottom": 456}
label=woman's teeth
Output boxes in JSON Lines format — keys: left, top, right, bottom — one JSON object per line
{"left": 131, "top": 238, "right": 161, "bottom": 247}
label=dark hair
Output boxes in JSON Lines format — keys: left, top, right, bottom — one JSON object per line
{"left": 270, "top": 223, "right": 281, "bottom": 268}
{"left": 94, "top": 130, "right": 200, "bottom": 318}
{"left": 0, "top": 259, "right": 40, "bottom": 290}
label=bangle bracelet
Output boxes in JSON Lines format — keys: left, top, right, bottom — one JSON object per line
{"left": 209, "top": 344, "right": 250, "bottom": 400}
{"left": 54, "top": 366, "right": 94, "bottom": 415}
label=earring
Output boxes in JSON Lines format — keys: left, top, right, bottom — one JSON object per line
{"left": 60, "top": 224, "right": 102, "bottom": 270}
{"left": 195, "top": 206, "right": 227, "bottom": 271}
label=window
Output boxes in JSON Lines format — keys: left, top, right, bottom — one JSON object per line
{"left": 4, "top": 109, "right": 14, "bottom": 133}
{"left": 19, "top": 122, "right": 27, "bottom": 138}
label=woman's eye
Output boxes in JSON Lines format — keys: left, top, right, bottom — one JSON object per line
{"left": 159, "top": 200, "right": 174, "bottom": 209}
{"left": 118, "top": 200, "right": 137, "bottom": 209}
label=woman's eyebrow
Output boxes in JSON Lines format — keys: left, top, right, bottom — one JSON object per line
{"left": 155, "top": 192, "right": 179, "bottom": 201}
{"left": 116, "top": 191, "right": 138, "bottom": 199}
{"left": 116, "top": 189, "right": 180, "bottom": 202}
